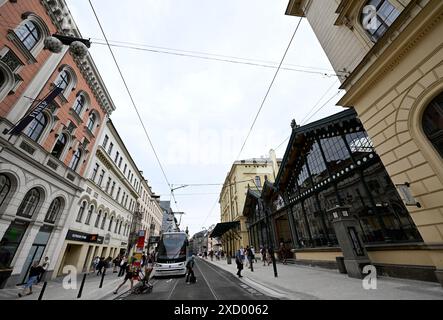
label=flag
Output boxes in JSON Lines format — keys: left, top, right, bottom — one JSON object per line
{"left": 8, "top": 86, "right": 64, "bottom": 136}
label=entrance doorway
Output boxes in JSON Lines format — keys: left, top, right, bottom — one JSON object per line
{"left": 275, "top": 215, "right": 293, "bottom": 249}
{"left": 58, "top": 244, "right": 83, "bottom": 276}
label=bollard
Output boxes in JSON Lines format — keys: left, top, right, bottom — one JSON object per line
{"left": 77, "top": 274, "right": 87, "bottom": 299}
{"left": 38, "top": 282, "right": 47, "bottom": 301}
{"left": 99, "top": 269, "right": 106, "bottom": 288}
{"left": 270, "top": 248, "right": 278, "bottom": 278}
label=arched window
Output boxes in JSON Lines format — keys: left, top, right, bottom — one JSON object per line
{"left": 15, "top": 20, "right": 41, "bottom": 51}
{"left": 361, "top": 0, "right": 400, "bottom": 42}
{"left": 108, "top": 216, "right": 114, "bottom": 232}
{"left": 114, "top": 219, "right": 119, "bottom": 233}
{"left": 45, "top": 197, "right": 63, "bottom": 224}
{"left": 95, "top": 210, "right": 102, "bottom": 228}
{"left": 73, "top": 94, "right": 85, "bottom": 115}
{"left": 25, "top": 113, "right": 47, "bottom": 142}
{"left": 69, "top": 149, "right": 82, "bottom": 171}
{"left": 119, "top": 221, "right": 123, "bottom": 235}
{"left": 55, "top": 70, "right": 70, "bottom": 91}
{"left": 100, "top": 212, "right": 107, "bottom": 230}
{"left": 51, "top": 134, "right": 67, "bottom": 159}
{"left": 76, "top": 201, "right": 86, "bottom": 222}
{"left": 0, "top": 174, "right": 11, "bottom": 208}
{"left": 423, "top": 92, "right": 443, "bottom": 158}
{"left": 87, "top": 113, "right": 96, "bottom": 132}
{"left": 85, "top": 205, "right": 94, "bottom": 225}
{"left": 17, "top": 188, "right": 41, "bottom": 218}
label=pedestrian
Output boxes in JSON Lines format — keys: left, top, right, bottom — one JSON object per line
{"left": 260, "top": 246, "right": 266, "bottom": 266}
{"left": 113, "top": 258, "right": 136, "bottom": 294}
{"left": 209, "top": 250, "right": 214, "bottom": 261}
{"left": 18, "top": 261, "right": 43, "bottom": 298}
{"left": 113, "top": 256, "right": 121, "bottom": 273}
{"left": 279, "top": 243, "right": 288, "bottom": 265}
{"left": 185, "top": 256, "right": 196, "bottom": 284}
{"left": 246, "top": 246, "right": 253, "bottom": 269}
{"left": 266, "top": 248, "right": 272, "bottom": 266}
{"left": 244, "top": 246, "right": 249, "bottom": 268}
{"left": 141, "top": 252, "right": 147, "bottom": 267}
{"left": 96, "top": 257, "right": 105, "bottom": 276}
{"left": 235, "top": 250, "right": 243, "bottom": 278}
{"left": 118, "top": 256, "right": 128, "bottom": 277}
{"left": 251, "top": 247, "right": 257, "bottom": 263}
{"left": 204, "top": 251, "right": 207, "bottom": 259}
{"left": 38, "top": 256, "right": 50, "bottom": 283}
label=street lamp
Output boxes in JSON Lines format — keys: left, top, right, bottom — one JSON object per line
{"left": 44, "top": 34, "right": 91, "bottom": 59}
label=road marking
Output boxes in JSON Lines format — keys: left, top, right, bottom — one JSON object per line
{"left": 195, "top": 261, "right": 219, "bottom": 300}
{"left": 167, "top": 279, "right": 179, "bottom": 300}
{"left": 199, "top": 259, "right": 265, "bottom": 297}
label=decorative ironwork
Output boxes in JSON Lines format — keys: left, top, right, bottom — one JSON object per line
{"left": 0, "top": 49, "right": 23, "bottom": 72}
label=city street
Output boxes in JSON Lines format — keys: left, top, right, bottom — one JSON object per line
{"left": 118, "top": 259, "right": 274, "bottom": 300}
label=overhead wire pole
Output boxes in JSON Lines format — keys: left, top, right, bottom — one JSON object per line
{"left": 88, "top": 0, "right": 179, "bottom": 209}
{"left": 236, "top": 17, "right": 303, "bottom": 161}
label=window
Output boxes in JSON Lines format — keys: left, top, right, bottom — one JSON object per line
{"left": 73, "top": 94, "right": 85, "bottom": 115}
{"left": 24, "top": 113, "right": 47, "bottom": 142}
{"left": 95, "top": 210, "right": 102, "bottom": 228}
{"left": 45, "top": 198, "right": 63, "bottom": 224}
{"left": 85, "top": 205, "right": 94, "bottom": 225}
{"left": 105, "top": 177, "right": 111, "bottom": 193}
{"left": 128, "top": 170, "right": 131, "bottom": 180}
{"left": 116, "top": 187, "right": 121, "bottom": 202}
{"left": 124, "top": 164, "right": 127, "bottom": 174}
{"left": 103, "top": 135, "right": 109, "bottom": 149}
{"left": 100, "top": 212, "right": 107, "bottom": 230}
{"left": 16, "top": 20, "right": 40, "bottom": 51}
{"left": 114, "top": 151, "right": 119, "bottom": 163}
{"left": 51, "top": 134, "right": 67, "bottom": 159}
{"left": 121, "top": 192, "right": 126, "bottom": 205}
{"left": 118, "top": 157, "right": 123, "bottom": 168}
{"left": 110, "top": 182, "right": 116, "bottom": 197}
{"left": 361, "top": 0, "right": 400, "bottom": 42}
{"left": 87, "top": 113, "right": 96, "bottom": 132}
{"left": 55, "top": 70, "right": 70, "bottom": 91}
{"left": 108, "top": 142, "right": 114, "bottom": 155}
{"left": 91, "top": 163, "right": 99, "bottom": 181}
{"left": 108, "top": 216, "right": 114, "bottom": 232}
{"left": 69, "top": 149, "right": 82, "bottom": 171}
{"left": 76, "top": 201, "right": 86, "bottom": 222}
{"left": 114, "top": 219, "right": 119, "bottom": 233}
{"left": 0, "top": 174, "right": 11, "bottom": 209}
{"left": 255, "top": 176, "right": 261, "bottom": 188}
{"left": 17, "top": 188, "right": 40, "bottom": 218}
{"left": 423, "top": 91, "right": 443, "bottom": 158}
{"left": 98, "top": 170, "right": 105, "bottom": 186}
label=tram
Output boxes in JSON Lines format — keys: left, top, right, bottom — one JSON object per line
{"left": 153, "top": 231, "right": 190, "bottom": 277}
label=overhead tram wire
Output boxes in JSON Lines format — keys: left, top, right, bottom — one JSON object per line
{"left": 236, "top": 17, "right": 303, "bottom": 161}
{"left": 91, "top": 41, "right": 339, "bottom": 77}
{"left": 87, "top": 0, "right": 179, "bottom": 209}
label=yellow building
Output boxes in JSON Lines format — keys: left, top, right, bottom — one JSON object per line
{"left": 286, "top": 0, "right": 443, "bottom": 285}
{"left": 217, "top": 150, "right": 280, "bottom": 256}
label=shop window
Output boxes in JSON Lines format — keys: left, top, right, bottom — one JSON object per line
{"left": 422, "top": 91, "right": 443, "bottom": 158}
{"left": 0, "top": 221, "right": 29, "bottom": 269}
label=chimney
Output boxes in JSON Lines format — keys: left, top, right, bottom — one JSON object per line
{"left": 269, "top": 149, "right": 278, "bottom": 180}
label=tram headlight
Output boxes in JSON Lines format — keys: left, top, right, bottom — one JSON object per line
{"left": 154, "top": 263, "right": 162, "bottom": 268}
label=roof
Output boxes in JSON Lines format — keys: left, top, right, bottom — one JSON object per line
{"left": 210, "top": 222, "right": 240, "bottom": 238}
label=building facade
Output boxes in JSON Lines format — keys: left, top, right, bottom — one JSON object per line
{"left": 217, "top": 150, "right": 281, "bottom": 256}
{"left": 286, "top": 0, "right": 443, "bottom": 285}
{"left": 52, "top": 120, "right": 141, "bottom": 277}
{"left": 160, "top": 201, "right": 179, "bottom": 233}
{"left": 0, "top": 0, "right": 115, "bottom": 287}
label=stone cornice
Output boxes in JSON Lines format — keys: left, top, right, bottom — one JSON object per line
{"left": 41, "top": 0, "right": 116, "bottom": 116}
{"left": 338, "top": 0, "right": 442, "bottom": 107}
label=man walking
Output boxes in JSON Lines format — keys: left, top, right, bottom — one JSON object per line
{"left": 235, "top": 250, "right": 243, "bottom": 278}
{"left": 18, "top": 261, "right": 43, "bottom": 298}
{"left": 118, "top": 256, "right": 128, "bottom": 277}
{"left": 185, "top": 256, "right": 196, "bottom": 284}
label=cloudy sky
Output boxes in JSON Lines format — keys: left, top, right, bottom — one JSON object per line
{"left": 65, "top": 0, "right": 345, "bottom": 236}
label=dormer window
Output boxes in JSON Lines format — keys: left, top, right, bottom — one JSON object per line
{"left": 361, "top": 0, "right": 400, "bottom": 42}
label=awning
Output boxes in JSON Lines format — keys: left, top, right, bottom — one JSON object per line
{"left": 210, "top": 222, "right": 240, "bottom": 238}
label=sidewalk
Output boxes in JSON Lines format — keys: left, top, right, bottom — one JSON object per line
{"left": 203, "top": 257, "right": 443, "bottom": 300}
{"left": 0, "top": 268, "right": 138, "bottom": 300}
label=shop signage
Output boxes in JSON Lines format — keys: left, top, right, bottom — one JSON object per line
{"left": 66, "top": 230, "right": 104, "bottom": 244}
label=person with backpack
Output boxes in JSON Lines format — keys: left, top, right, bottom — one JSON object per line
{"left": 185, "top": 256, "right": 196, "bottom": 284}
